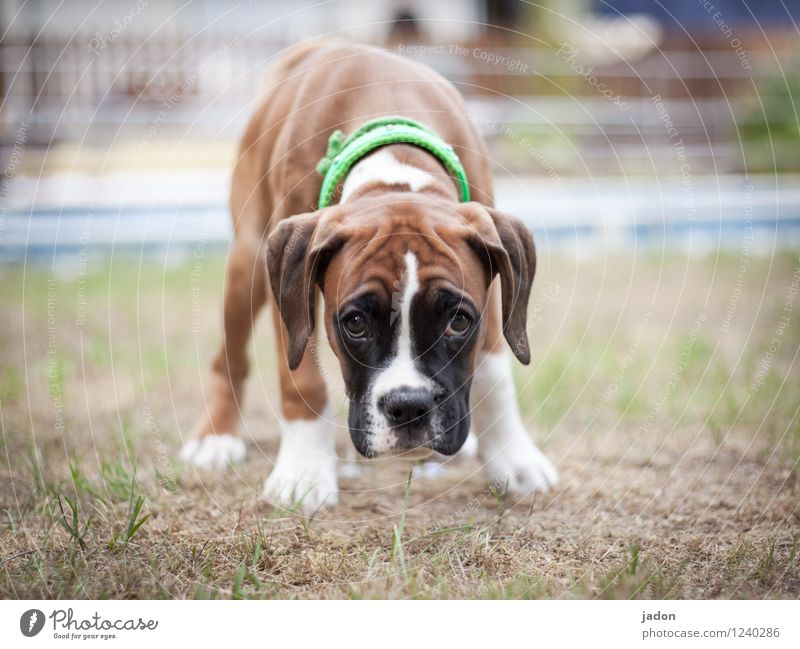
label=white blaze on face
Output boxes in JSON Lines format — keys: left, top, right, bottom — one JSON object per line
{"left": 368, "top": 251, "right": 434, "bottom": 454}
{"left": 341, "top": 149, "right": 434, "bottom": 202}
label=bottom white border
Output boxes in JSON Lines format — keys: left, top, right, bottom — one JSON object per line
{"left": 2, "top": 600, "right": 798, "bottom": 647}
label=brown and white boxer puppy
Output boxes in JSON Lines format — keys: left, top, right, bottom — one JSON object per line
{"left": 180, "top": 40, "right": 558, "bottom": 512}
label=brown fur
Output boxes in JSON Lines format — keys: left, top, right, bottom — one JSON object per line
{"left": 192, "top": 40, "right": 532, "bottom": 439}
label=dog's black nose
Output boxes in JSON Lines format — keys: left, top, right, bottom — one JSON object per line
{"left": 379, "top": 387, "right": 434, "bottom": 427}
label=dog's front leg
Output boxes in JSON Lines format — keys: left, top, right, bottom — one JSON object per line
{"left": 262, "top": 302, "right": 338, "bottom": 513}
{"left": 467, "top": 280, "right": 558, "bottom": 495}
{"left": 180, "top": 232, "right": 265, "bottom": 469}
{"left": 471, "top": 347, "right": 558, "bottom": 497}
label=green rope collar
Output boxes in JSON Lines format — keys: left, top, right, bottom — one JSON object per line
{"left": 315, "top": 116, "right": 471, "bottom": 208}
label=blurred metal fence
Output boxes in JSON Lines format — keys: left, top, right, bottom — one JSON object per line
{"left": 0, "top": 31, "right": 792, "bottom": 174}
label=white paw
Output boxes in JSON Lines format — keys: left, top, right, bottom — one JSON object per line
{"left": 179, "top": 434, "right": 246, "bottom": 470}
{"left": 263, "top": 458, "right": 338, "bottom": 514}
{"left": 480, "top": 431, "right": 558, "bottom": 497}
{"left": 262, "top": 413, "right": 338, "bottom": 514}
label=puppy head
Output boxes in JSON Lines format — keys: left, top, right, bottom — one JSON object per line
{"left": 266, "top": 197, "right": 535, "bottom": 458}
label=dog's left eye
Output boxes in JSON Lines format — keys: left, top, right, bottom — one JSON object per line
{"left": 445, "top": 311, "right": 471, "bottom": 337}
{"left": 342, "top": 313, "right": 369, "bottom": 339}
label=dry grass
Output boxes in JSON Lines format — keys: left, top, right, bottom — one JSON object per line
{"left": 1, "top": 249, "right": 798, "bottom": 599}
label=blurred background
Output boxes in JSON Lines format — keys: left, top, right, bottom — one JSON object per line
{"left": 1, "top": 0, "right": 798, "bottom": 260}
{"left": 2, "top": 1, "right": 800, "bottom": 600}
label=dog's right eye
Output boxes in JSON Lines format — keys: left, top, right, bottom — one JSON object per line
{"left": 342, "top": 313, "right": 368, "bottom": 339}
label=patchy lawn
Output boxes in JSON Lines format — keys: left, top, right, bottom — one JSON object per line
{"left": 1, "top": 249, "right": 798, "bottom": 599}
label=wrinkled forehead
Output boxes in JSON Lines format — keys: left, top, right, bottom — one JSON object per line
{"left": 323, "top": 231, "right": 487, "bottom": 311}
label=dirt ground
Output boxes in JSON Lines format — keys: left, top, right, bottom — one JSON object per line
{"left": 1, "top": 250, "right": 798, "bottom": 599}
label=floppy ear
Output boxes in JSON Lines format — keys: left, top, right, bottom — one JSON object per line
{"left": 266, "top": 207, "right": 345, "bottom": 370}
{"left": 459, "top": 202, "right": 537, "bottom": 364}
